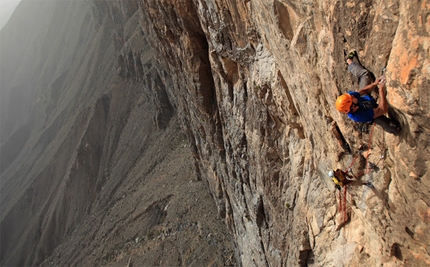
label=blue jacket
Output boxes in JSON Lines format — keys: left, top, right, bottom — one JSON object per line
{"left": 347, "top": 91, "right": 377, "bottom": 123}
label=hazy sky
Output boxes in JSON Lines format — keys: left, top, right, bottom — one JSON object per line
{"left": 0, "top": 0, "right": 22, "bottom": 30}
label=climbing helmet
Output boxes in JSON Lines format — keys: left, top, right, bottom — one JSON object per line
{"left": 335, "top": 94, "right": 353, "bottom": 114}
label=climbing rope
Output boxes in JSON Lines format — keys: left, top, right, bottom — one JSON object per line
{"left": 336, "top": 123, "right": 381, "bottom": 229}
{"left": 343, "top": 185, "right": 348, "bottom": 223}
{"left": 336, "top": 124, "right": 375, "bottom": 228}
{"left": 338, "top": 184, "right": 349, "bottom": 225}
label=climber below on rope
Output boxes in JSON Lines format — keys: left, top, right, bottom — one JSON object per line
{"left": 335, "top": 51, "right": 401, "bottom": 135}
{"left": 328, "top": 169, "right": 373, "bottom": 191}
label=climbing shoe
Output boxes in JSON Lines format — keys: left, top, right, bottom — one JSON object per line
{"left": 347, "top": 51, "right": 357, "bottom": 59}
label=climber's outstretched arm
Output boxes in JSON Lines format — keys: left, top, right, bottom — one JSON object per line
{"left": 358, "top": 77, "right": 381, "bottom": 96}
{"left": 373, "top": 78, "right": 388, "bottom": 118}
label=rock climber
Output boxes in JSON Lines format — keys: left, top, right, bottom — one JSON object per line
{"left": 328, "top": 169, "right": 372, "bottom": 190}
{"left": 335, "top": 51, "right": 401, "bottom": 135}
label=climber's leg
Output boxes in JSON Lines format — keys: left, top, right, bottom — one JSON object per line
{"left": 373, "top": 115, "right": 401, "bottom": 135}
{"left": 348, "top": 62, "right": 375, "bottom": 89}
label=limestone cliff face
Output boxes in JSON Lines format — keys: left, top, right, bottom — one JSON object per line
{"left": 0, "top": 0, "right": 428, "bottom": 266}
{"left": 137, "top": 0, "right": 429, "bottom": 266}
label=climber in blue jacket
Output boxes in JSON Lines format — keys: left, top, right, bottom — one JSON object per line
{"left": 335, "top": 51, "right": 401, "bottom": 135}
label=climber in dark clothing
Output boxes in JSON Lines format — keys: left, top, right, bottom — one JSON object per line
{"left": 335, "top": 51, "right": 401, "bottom": 135}
{"left": 328, "top": 169, "right": 354, "bottom": 190}
{"left": 328, "top": 169, "right": 373, "bottom": 190}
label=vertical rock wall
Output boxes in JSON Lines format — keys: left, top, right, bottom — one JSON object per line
{"left": 1, "top": 0, "right": 428, "bottom": 266}
{"left": 138, "top": 0, "right": 430, "bottom": 266}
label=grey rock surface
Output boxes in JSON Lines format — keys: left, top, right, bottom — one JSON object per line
{"left": 1, "top": 0, "right": 429, "bottom": 266}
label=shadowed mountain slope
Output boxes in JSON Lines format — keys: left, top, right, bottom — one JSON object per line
{"left": 1, "top": 1, "right": 234, "bottom": 266}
